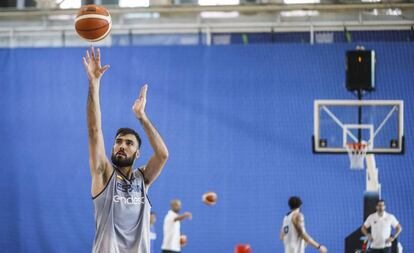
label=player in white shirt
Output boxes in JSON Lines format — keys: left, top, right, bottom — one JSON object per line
{"left": 280, "top": 196, "right": 328, "bottom": 253}
{"left": 150, "top": 212, "right": 157, "bottom": 253}
{"left": 161, "top": 199, "right": 192, "bottom": 253}
{"left": 361, "top": 199, "right": 402, "bottom": 253}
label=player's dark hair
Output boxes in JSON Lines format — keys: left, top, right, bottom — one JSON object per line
{"left": 288, "top": 196, "right": 302, "bottom": 210}
{"left": 377, "top": 199, "right": 385, "bottom": 204}
{"left": 115, "top": 128, "right": 142, "bottom": 148}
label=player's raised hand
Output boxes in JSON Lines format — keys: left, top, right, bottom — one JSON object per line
{"left": 82, "top": 46, "right": 110, "bottom": 82}
{"left": 132, "top": 84, "right": 148, "bottom": 119}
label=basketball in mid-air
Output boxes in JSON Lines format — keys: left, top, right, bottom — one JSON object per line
{"left": 180, "top": 234, "right": 187, "bottom": 247}
{"left": 202, "top": 191, "right": 217, "bottom": 205}
{"left": 75, "top": 5, "right": 112, "bottom": 42}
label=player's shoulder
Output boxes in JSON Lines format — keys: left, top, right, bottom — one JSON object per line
{"left": 366, "top": 212, "right": 376, "bottom": 220}
{"left": 166, "top": 210, "right": 178, "bottom": 219}
{"left": 292, "top": 211, "right": 304, "bottom": 221}
{"left": 295, "top": 211, "right": 304, "bottom": 217}
{"left": 386, "top": 212, "right": 397, "bottom": 220}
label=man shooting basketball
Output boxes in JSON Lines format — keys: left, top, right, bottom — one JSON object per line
{"left": 280, "top": 196, "right": 328, "bottom": 253}
{"left": 83, "top": 46, "right": 169, "bottom": 253}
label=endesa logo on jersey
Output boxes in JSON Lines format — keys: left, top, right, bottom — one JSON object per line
{"left": 113, "top": 195, "right": 145, "bottom": 205}
{"left": 114, "top": 181, "right": 145, "bottom": 205}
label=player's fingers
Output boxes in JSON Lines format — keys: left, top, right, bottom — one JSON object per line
{"left": 91, "top": 46, "right": 95, "bottom": 60}
{"left": 138, "top": 86, "right": 144, "bottom": 98}
{"left": 82, "top": 57, "right": 88, "bottom": 68}
{"left": 100, "top": 64, "right": 110, "bottom": 74}
{"left": 96, "top": 48, "right": 101, "bottom": 62}
{"left": 140, "top": 84, "right": 148, "bottom": 98}
{"left": 86, "top": 50, "right": 91, "bottom": 63}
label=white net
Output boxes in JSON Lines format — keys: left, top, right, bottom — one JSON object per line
{"left": 346, "top": 143, "right": 368, "bottom": 170}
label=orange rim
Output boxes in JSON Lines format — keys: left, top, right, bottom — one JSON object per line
{"left": 346, "top": 143, "right": 367, "bottom": 150}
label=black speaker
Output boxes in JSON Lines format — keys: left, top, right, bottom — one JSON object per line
{"left": 102, "top": 0, "right": 119, "bottom": 4}
{"left": 346, "top": 50, "right": 375, "bottom": 92}
{"left": 0, "top": 0, "right": 16, "bottom": 7}
{"left": 82, "top": 0, "right": 96, "bottom": 4}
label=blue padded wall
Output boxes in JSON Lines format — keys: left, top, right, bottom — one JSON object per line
{"left": 0, "top": 43, "right": 413, "bottom": 253}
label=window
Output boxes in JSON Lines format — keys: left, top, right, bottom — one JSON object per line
{"left": 198, "top": 0, "right": 239, "bottom": 6}
{"left": 58, "top": 0, "right": 81, "bottom": 9}
{"left": 283, "top": 0, "right": 319, "bottom": 4}
{"left": 119, "top": 0, "right": 150, "bottom": 7}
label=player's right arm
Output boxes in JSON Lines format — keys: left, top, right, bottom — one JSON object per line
{"left": 174, "top": 212, "right": 192, "bottom": 222}
{"left": 279, "top": 226, "right": 285, "bottom": 241}
{"left": 361, "top": 215, "right": 373, "bottom": 242}
{"left": 292, "top": 212, "right": 327, "bottom": 253}
{"left": 83, "top": 46, "right": 112, "bottom": 197}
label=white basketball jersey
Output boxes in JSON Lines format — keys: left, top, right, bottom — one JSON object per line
{"left": 282, "top": 211, "right": 306, "bottom": 253}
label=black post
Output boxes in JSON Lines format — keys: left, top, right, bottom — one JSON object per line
{"left": 357, "top": 89, "right": 362, "bottom": 143}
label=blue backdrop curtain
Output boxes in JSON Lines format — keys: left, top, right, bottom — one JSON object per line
{"left": 0, "top": 44, "right": 413, "bottom": 253}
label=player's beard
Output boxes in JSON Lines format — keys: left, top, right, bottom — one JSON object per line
{"left": 111, "top": 151, "right": 137, "bottom": 168}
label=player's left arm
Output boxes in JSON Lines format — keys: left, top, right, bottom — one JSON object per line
{"left": 387, "top": 216, "right": 402, "bottom": 243}
{"left": 293, "top": 213, "right": 327, "bottom": 252}
{"left": 392, "top": 224, "right": 402, "bottom": 240}
{"left": 132, "top": 85, "right": 169, "bottom": 187}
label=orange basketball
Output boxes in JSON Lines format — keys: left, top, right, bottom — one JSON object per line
{"left": 202, "top": 191, "right": 217, "bottom": 205}
{"left": 75, "top": 5, "right": 112, "bottom": 42}
{"left": 180, "top": 234, "right": 187, "bottom": 247}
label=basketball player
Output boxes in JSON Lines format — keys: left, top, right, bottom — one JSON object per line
{"left": 280, "top": 196, "right": 328, "bottom": 253}
{"left": 83, "top": 46, "right": 169, "bottom": 253}
{"left": 161, "top": 199, "right": 192, "bottom": 253}
{"left": 150, "top": 212, "right": 157, "bottom": 253}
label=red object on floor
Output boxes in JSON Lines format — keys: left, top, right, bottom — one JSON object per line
{"left": 235, "top": 244, "right": 251, "bottom": 253}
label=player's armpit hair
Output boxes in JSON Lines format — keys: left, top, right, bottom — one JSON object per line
{"left": 138, "top": 167, "right": 150, "bottom": 185}
{"left": 94, "top": 162, "right": 109, "bottom": 176}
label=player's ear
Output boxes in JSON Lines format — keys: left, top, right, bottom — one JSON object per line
{"left": 135, "top": 150, "right": 140, "bottom": 159}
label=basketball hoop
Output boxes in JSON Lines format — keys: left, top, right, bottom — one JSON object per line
{"left": 346, "top": 143, "right": 368, "bottom": 170}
